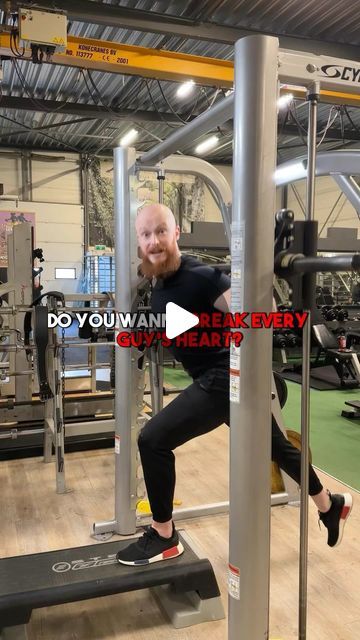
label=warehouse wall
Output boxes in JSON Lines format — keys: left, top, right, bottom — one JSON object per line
{"left": 285, "top": 176, "right": 360, "bottom": 235}
{"left": 0, "top": 150, "right": 84, "bottom": 295}
{"left": 99, "top": 157, "right": 360, "bottom": 239}
{"left": 0, "top": 149, "right": 359, "bottom": 300}
{"left": 0, "top": 154, "right": 22, "bottom": 196}
{"left": 30, "top": 154, "right": 81, "bottom": 204}
{"left": 206, "top": 165, "right": 360, "bottom": 242}
{"left": 0, "top": 200, "right": 84, "bottom": 294}
{"left": 0, "top": 151, "right": 81, "bottom": 203}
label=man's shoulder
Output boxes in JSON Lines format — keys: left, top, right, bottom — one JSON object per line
{"left": 180, "top": 255, "right": 229, "bottom": 284}
{"left": 180, "top": 254, "right": 203, "bottom": 270}
{"left": 180, "top": 254, "right": 217, "bottom": 276}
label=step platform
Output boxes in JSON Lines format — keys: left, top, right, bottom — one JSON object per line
{"left": 0, "top": 530, "right": 225, "bottom": 638}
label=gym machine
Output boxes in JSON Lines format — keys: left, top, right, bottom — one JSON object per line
{"left": 135, "top": 35, "right": 360, "bottom": 640}
{"left": 0, "top": 227, "right": 117, "bottom": 490}
{"left": 92, "top": 150, "right": 299, "bottom": 542}
{"left": 0, "top": 58, "right": 292, "bottom": 640}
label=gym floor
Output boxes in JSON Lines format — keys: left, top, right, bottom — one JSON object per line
{"left": 1, "top": 422, "right": 359, "bottom": 640}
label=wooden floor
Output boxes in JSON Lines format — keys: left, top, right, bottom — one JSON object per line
{"left": 1, "top": 424, "right": 359, "bottom": 640}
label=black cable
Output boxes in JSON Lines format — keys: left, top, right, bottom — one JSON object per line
{"left": 181, "top": 86, "right": 201, "bottom": 122}
{"left": 316, "top": 106, "right": 339, "bottom": 148}
{"left": 339, "top": 106, "right": 345, "bottom": 143}
{"left": 153, "top": 79, "right": 223, "bottom": 132}
{"left": 81, "top": 69, "right": 100, "bottom": 106}
{"left": 201, "top": 87, "right": 220, "bottom": 111}
{"left": 78, "top": 71, "right": 135, "bottom": 155}
{"left": 0, "top": 112, "right": 81, "bottom": 153}
{"left": 344, "top": 106, "right": 360, "bottom": 136}
{"left": 274, "top": 221, "right": 286, "bottom": 251}
{"left": 85, "top": 71, "right": 150, "bottom": 129}
{"left": 289, "top": 104, "right": 308, "bottom": 146}
{"left": 9, "top": 14, "right": 25, "bottom": 58}
{"left": 157, "top": 79, "right": 209, "bottom": 124}
{"left": 279, "top": 108, "right": 289, "bottom": 137}
{"left": 156, "top": 80, "right": 189, "bottom": 124}
{"left": 86, "top": 70, "right": 113, "bottom": 110}
{"left": 11, "top": 58, "right": 69, "bottom": 114}
{"left": 144, "top": 79, "right": 178, "bottom": 129}
{"left": 10, "top": 30, "right": 23, "bottom": 58}
{"left": 289, "top": 102, "right": 341, "bottom": 148}
{"left": 13, "top": 31, "right": 25, "bottom": 57}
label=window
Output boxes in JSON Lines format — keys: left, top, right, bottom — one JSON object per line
{"left": 55, "top": 268, "right": 76, "bottom": 279}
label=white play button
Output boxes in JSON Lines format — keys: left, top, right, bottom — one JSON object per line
{"left": 165, "top": 302, "right": 199, "bottom": 339}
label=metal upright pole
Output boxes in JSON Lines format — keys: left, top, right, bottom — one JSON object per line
{"left": 299, "top": 82, "right": 319, "bottom": 640}
{"left": 94, "top": 145, "right": 148, "bottom": 537}
{"left": 114, "top": 145, "right": 137, "bottom": 534}
{"left": 158, "top": 168, "right": 165, "bottom": 204}
{"left": 150, "top": 169, "right": 165, "bottom": 413}
{"left": 157, "top": 169, "right": 165, "bottom": 411}
{"left": 229, "top": 35, "right": 278, "bottom": 640}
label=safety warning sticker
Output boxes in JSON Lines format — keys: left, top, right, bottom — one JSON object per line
{"left": 228, "top": 563, "right": 240, "bottom": 600}
{"left": 230, "top": 371, "right": 240, "bottom": 403}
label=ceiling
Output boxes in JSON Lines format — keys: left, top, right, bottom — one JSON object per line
{"left": 0, "top": 0, "right": 360, "bottom": 165}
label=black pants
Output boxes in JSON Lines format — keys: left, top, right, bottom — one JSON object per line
{"left": 138, "top": 368, "right": 323, "bottom": 522}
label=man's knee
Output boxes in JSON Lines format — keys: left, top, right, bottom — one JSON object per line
{"left": 138, "top": 417, "right": 167, "bottom": 452}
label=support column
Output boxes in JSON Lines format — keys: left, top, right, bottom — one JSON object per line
{"left": 81, "top": 154, "right": 90, "bottom": 251}
{"left": 113, "top": 145, "right": 138, "bottom": 534}
{"left": 228, "top": 35, "right": 279, "bottom": 639}
{"left": 299, "top": 82, "right": 319, "bottom": 640}
{"left": 93, "top": 146, "right": 147, "bottom": 537}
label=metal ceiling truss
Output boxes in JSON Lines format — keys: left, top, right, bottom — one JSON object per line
{"left": 0, "top": 96, "right": 185, "bottom": 123}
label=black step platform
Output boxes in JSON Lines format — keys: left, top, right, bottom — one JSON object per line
{"left": 0, "top": 532, "right": 224, "bottom": 635}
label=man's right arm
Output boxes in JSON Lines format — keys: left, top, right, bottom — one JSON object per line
{"left": 214, "top": 288, "right": 231, "bottom": 313}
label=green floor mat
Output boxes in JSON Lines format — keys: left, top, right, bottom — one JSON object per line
{"left": 163, "top": 368, "right": 360, "bottom": 491}
{"left": 163, "top": 367, "right": 191, "bottom": 389}
{"left": 283, "top": 381, "right": 360, "bottom": 491}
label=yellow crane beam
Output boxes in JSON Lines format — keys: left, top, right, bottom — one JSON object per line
{"left": 0, "top": 32, "right": 360, "bottom": 106}
{"left": 0, "top": 32, "right": 234, "bottom": 88}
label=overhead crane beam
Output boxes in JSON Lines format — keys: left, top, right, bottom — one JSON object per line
{"left": 1, "top": 32, "right": 360, "bottom": 106}
{"left": 0, "top": 33, "right": 233, "bottom": 88}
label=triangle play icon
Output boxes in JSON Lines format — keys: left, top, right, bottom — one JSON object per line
{"left": 165, "top": 302, "right": 199, "bottom": 339}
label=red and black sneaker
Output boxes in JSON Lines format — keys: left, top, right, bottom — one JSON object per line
{"left": 116, "top": 524, "right": 184, "bottom": 566}
{"left": 319, "top": 492, "right": 353, "bottom": 547}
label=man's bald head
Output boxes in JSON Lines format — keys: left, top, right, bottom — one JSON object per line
{"left": 136, "top": 203, "right": 177, "bottom": 235}
{"left": 136, "top": 202, "right": 181, "bottom": 278}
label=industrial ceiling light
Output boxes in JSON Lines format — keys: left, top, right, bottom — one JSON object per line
{"left": 195, "top": 135, "right": 219, "bottom": 155}
{"left": 119, "top": 128, "right": 138, "bottom": 147}
{"left": 274, "top": 162, "right": 306, "bottom": 185}
{"left": 176, "top": 80, "right": 195, "bottom": 98}
{"left": 277, "top": 93, "right": 293, "bottom": 109}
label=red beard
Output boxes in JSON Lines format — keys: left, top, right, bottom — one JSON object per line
{"left": 139, "top": 244, "right": 181, "bottom": 279}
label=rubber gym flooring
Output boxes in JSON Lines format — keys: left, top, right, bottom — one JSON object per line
{"left": 163, "top": 367, "right": 360, "bottom": 492}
